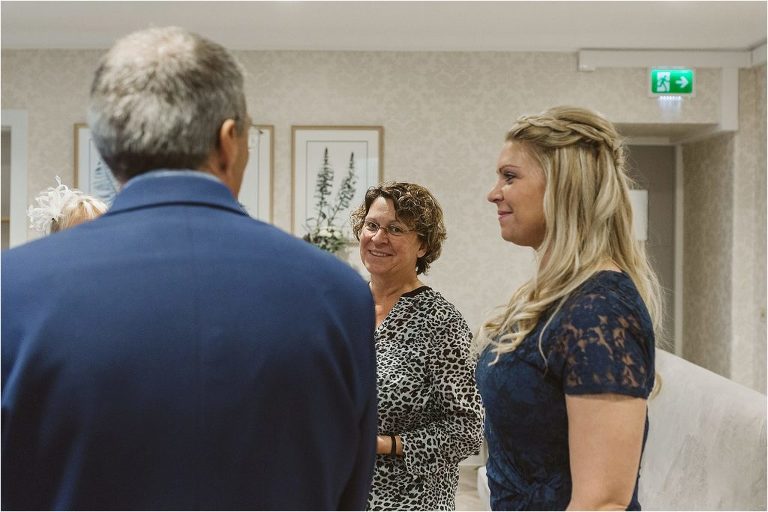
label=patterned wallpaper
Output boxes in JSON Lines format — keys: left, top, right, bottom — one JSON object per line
{"left": 753, "top": 65, "right": 767, "bottom": 393}
{"left": 682, "top": 134, "right": 735, "bottom": 378}
{"left": 1, "top": 50, "right": 100, "bottom": 233}
{"left": 2, "top": 48, "right": 760, "bottom": 377}
{"left": 731, "top": 64, "right": 767, "bottom": 392}
{"left": 681, "top": 63, "right": 767, "bottom": 392}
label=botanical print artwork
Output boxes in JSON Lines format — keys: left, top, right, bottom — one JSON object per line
{"left": 89, "top": 146, "right": 119, "bottom": 206}
{"left": 303, "top": 147, "right": 358, "bottom": 254}
{"left": 75, "top": 125, "right": 119, "bottom": 207}
{"left": 292, "top": 126, "right": 382, "bottom": 242}
{"left": 238, "top": 125, "right": 273, "bottom": 222}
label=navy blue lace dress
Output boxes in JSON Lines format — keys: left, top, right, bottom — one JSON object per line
{"left": 476, "top": 271, "right": 655, "bottom": 510}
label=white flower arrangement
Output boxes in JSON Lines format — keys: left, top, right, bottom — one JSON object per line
{"left": 303, "top": 148, "right": 357, "bottom": 255}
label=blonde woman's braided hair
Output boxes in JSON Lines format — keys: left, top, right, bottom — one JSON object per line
{"left": 476, "top": 106, "right": 664, "bottom": 362}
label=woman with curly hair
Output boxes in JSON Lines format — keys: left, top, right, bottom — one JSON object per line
{"left": 350, "top": 182, "right": 484, "bottom": 511}
{"left": 476, "top": 106, "right": 663, "bottom": 510}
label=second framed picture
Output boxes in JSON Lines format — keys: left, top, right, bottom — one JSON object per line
{"left": 239, "top": 124, "right": 274, "bottom": 222}
{"left": 74, "top": 123, "right": 120, "bottom": 206}
{"left": 292, "top": 125, "right": 383, "bottom": 238}
{"left": 74, "top": 123, "right": 274, "bottom": 222}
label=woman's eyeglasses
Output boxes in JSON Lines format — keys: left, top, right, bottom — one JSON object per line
{"left": 363, "top": 220, "right": 412, "bottom": 238}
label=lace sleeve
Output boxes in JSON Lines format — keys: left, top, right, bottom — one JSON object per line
{"left": 551, "top": 291, "right": 654, "bottom": 398}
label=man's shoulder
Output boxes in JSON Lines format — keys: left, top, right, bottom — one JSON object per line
{"left": 2, "top": 232, "right": 71, "bottom": 280}
{"left": 241, "top": 223, "right": 360, "bottom": 275}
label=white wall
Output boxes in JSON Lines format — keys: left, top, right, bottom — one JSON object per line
{"left": 2, "top": 49, "right": 763, "bottom": 390}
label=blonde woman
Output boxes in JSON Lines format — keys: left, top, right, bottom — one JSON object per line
{"left": 28, "top": 177, "right": 107, "bottom": 235}
{"left": 476, "top": 106, "right": 662, "bottom": 510}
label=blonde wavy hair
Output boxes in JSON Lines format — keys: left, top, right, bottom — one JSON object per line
{"left": 476, "top": 106, "right": 664, "bottom": 363}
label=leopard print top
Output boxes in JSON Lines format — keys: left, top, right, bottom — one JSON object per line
{"left": 366, "top": 286, "right": 484, "bottom": 511}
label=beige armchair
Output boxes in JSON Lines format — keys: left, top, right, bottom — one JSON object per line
{"left": 639, "top": 349, "right": 766, "bottom": 510}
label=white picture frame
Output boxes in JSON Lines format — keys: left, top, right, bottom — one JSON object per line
{"left": 239, "top": 124, "right": 274, "bottom": 222}
{"left": 74, "top": 123, "right": 120, "bottom": 206}
{"left": 291, "top": 125, "right": 383, "bottom": 237}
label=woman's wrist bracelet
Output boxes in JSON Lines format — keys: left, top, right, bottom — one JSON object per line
{"left": 389, "top": 434, "right": 397, "bottom": 457}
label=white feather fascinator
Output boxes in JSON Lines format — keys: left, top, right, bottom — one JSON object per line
{"left": 27, "top": 177, "right": 105, "bottom": 235}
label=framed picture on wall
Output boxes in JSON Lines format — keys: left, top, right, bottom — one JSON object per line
{"left": 75, "top": 123, "right": 274, "bottom": 219}
{"left": 239, "top": 124, "right": 274, "bottom": 222}
{"left": 74, "top": 123, "right": 120, "bottom": 206}
{"left": 291, "top": 125, "right": 383, "bottom": 237}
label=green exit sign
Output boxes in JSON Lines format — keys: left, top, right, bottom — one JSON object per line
{"left": 650, "top": 69, "right": 694, "bottom": 95}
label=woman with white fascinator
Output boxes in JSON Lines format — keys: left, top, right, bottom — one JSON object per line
{"left": 28, "top": 177, "right": 107, "bottom": 235}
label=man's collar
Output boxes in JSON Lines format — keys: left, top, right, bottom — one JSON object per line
{"left": 122, "top": 169, "right": 222, "bottom": 190}
{"left": 109, "top": 170, "right": 247, "bottom": 217}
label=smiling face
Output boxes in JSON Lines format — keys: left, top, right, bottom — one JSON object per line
{"left": 359, "top": 196, "right": 426, "bottom": 281}
{"left": 487, "top": 141, "right": 547, "bottom": 248}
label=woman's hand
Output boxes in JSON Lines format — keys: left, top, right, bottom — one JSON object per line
{"left": 376, "top": 435, "right": 401, "bottom": 456}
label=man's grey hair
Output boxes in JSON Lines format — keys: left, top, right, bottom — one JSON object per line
{"left": 87, "top": 26, "right": 248, "bottom": 182}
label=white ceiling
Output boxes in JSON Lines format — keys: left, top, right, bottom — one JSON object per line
{"left": 2, "top": 1, "right": 766, "bottom": 52}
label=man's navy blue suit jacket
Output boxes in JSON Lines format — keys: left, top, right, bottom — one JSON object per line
{"left": 1, "top": 172, "right": 377, "bottom": 510}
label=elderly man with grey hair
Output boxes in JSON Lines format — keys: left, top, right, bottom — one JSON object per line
{"left": 2, "top": 27, "right": 377, "bottom": 511}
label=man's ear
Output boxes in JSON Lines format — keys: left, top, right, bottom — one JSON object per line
{"left": 211, "top": 118, "right": 240, "bottom": 177}
{"left": 199, "top": 118, "right": 246, "bottom": 197}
